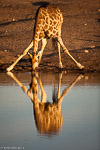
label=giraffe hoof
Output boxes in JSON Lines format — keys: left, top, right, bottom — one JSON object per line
{"left": 77, "top": 63, "right": 84, "bottom": 69}
{"left": 6, "top": 66, "right": 13, "bottom": 72}
{"left": 59, "top": 63, "right": 63, "bottom": 68}
{"left": 80, "top": 65, "right": 84, "bottom": 69}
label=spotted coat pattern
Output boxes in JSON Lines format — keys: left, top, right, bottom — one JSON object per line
{"left": 33, "top": 4, "right": 63, "bottom": 53}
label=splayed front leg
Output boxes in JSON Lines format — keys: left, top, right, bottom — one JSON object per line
{"left": 57, "top": 37, "right": 84, "bottom": 69}
{"left": 6, "top": 41, "right": 33, "bottom": 72}
{"left": 76, "top": 62, "right": 84, "bottom": 69}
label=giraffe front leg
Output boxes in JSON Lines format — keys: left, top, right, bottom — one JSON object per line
{"left": 57, "top": 37, "right": 84, "bottom": 69}
{"left": 6, "top": 41, "right": 33, "bottom": 72}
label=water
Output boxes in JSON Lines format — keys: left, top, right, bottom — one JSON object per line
{"left": 0, "top": 72, "right": 100, "bottom": 150}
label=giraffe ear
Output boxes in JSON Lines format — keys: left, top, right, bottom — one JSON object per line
{"left": 27, "top": 52, "right": 33, "bottom": 59}
{"left": 32, "top": 51, "right": 39, "bottom": 56}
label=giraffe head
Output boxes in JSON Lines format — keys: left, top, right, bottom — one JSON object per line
{"left": 28, "top": 52, "right": 39, "bottom": 70}
{"left": 32, "top": 53, "right": 38, "bottom": 70}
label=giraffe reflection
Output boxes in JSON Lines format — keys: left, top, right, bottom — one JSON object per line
{"left": 7, "top": 72, "right": 83, "bottom": 136}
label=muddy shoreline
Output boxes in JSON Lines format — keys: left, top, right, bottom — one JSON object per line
{"left": 0, "top": 0, "right": 100, "bottom": 73}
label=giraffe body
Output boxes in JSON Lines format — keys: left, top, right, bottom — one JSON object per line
{"left": 6, "top": 4, "right": 84, "bottom": 72}
{"left": 34, "top": 4, "right": 63, "bottom": 40}
{"left": 32, "top": 4, "right": 63, "bottom": 69}
{"left": 32, "top": 4, "right": 84, "bottom": 70}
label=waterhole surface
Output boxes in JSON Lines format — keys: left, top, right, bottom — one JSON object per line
{"left": 0, "top": 72, "right": 100, "bottom": 150}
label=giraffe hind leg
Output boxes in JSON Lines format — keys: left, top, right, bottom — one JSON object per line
{"left": 57, "top": 41, "right": 63, "bottom": 68}
{"left": 57, "top": 37, "right": 84, "bottom": 69}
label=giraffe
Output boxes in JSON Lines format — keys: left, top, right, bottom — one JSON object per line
{"left": 7, "top": 71, "right": 83, "bottom": 136}
{"left": 6, "top": 4, "right": 84, "bottom": 72}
